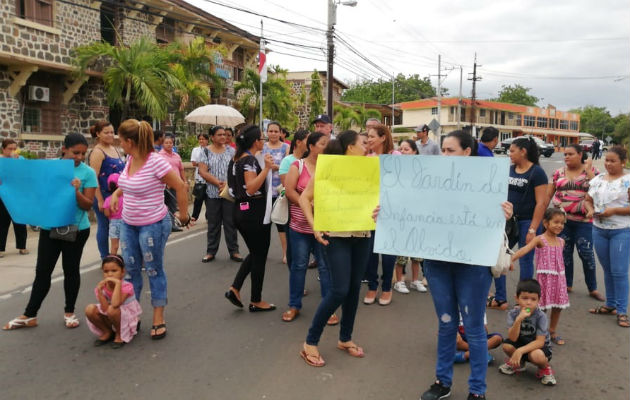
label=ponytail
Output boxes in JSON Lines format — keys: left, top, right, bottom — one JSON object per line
{"left": 445, "top": 130, "right": 478, "bottom": 156}
{"left": 512, "top": 136, "right": 540, "bottom": 165}
{"left": 234, "top": 125, "right": 261, "bottom": 159}
{"left": 89, "top": 120, "right": 112, "bottom": 139}
{"left": 118, "top": 119, "right": 154, "bottom": 158}
{"left": 301, "top": 132, "right": 325, "bottom": 159}
{"left": 289, "top": 129, "right": 310, "bottom": 154}
{"left": 324, "top": 130, "right": 358, "bottom": 155}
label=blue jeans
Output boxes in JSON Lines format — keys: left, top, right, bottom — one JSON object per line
{"left": 306, "top": 236, "right": 371, "bottom": 345}
{"left": 288, "top": 228, "right": 330, "bottom": 309}
{"left": 121, "top": 214, "right": 171, "bottom": 307}
{"left": 593, "top": 226, "right": 630, "bottom": 315}
{"left": 560, "top": 220, "right": 597, "bottom": 291}
{"left": 493, "top": 219, "right": 540, "bottom": 302}
{"left": 365, "top": 233, "right": 396, "bottom": 291}
{"left": 93, "top": 198, "right": 109, "bottom": 258}
{"left": 425, "top": 260, "right": 493, "bottom": 396}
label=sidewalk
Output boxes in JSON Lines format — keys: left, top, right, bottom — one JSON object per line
{"left": 0, "top": 208, "right": 206, "bottom": 296}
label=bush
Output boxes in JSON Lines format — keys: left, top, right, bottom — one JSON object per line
{"left": 16, "top": 149, "right": 39, "bottom": 159}
{"left": 393, "top": 127, "right": 414, "bottom": 133}
{"left": 176, "top": 135, "right": 199, "bottom": 162}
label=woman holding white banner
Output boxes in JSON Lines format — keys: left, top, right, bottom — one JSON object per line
{"left": 297, "top": 130, "right": 370, "bottom": 367}
{"left": 373, "top": 130, "right": 513, "bottom": 400}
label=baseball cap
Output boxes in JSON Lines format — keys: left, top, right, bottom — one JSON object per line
{"left": 414, "top": 124, "right": 429, "bottom": 133}
{"left": 313, "top": 114, "right": 332, "bottom": 124}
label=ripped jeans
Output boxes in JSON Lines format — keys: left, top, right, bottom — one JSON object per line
{"left": 424, "top": 260, "right": 493, "bottom": 396}
{"left": 559, "top": 219, "right": 597, "bottom": 291}
{"left": 121, "top": 214, "right": 171, "bottom": 307}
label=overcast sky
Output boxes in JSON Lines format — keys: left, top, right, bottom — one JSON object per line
{"left": 187, "top": 0, "right": 630, "bottom": 114}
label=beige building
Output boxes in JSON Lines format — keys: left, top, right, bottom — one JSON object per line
{"left": 398, "top": 98, "right": 581, "bottom": 148}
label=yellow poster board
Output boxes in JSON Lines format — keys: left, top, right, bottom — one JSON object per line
{"left": 314, "top": 155, "right": 380, "bottom": 232}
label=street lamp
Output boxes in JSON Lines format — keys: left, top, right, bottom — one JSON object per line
{"left": 327, "top": 0, "right": 357, "bottom": 118}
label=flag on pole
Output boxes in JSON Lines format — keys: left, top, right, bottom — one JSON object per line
{"left": 259, "top": 39, "right": 267, "bottom": 83}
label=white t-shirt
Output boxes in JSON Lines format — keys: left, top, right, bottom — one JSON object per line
{"left": 588, "top": 173, "right": 630, "bottom": 229}
{"left": 190, "top": 146, "right": 208, "bottom": 183}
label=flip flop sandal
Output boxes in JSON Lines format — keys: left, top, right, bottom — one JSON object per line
{"left": 94, "top": 335, "right": 114, "bottom": 347}
{"left": 551, "top": 335, "right": 565, "bottom": 345}
{"left": 151, "top": 323, "right": 167, "bottom": 340}
{"left": 282, "top": 308, "right": 299, "bottom": 322}
{"left": 3, "top": 317, "right": 37, "bottom": 330}
{"left": 337, "top": 343, "right": 365, "bottom": 358}
{"left": 300, "top": 349, "right": 325, "bottom": 367}
{"left": 487, "top": 296, "right": 508, "bottom": 310}
{"left": 589, "top": 305, "right": 617, "bottom": 315}
{"left": 64, "top": 314, "right": 80, "bottom": 329}
{"left": 111, "top": 341, "right": 126, "bottom": 349}
{"left": 617, "top": 314, "right": 630, "bottom": 328}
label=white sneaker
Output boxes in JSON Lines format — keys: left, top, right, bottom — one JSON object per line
{"left": 410, "top": 280, "right": 428, "bottom": 292}
{"left": 393, "top": 281, "right": 410, "bottom": 294}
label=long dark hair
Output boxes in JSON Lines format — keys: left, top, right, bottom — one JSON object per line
{"left": 324, "top": 130, "right": 359, "bottom": 155}
{"left": 401, "top": 139, "right": 419, "bottom": 154}
{"left": 512, "top": 136, "right": 539, "bottom": 164}
{"left": 102, "top": 254, "right": 125, "bottom": 270}
{"left": 290, "top": 129, "right": 310, "bottom": 154}
{"left": 302, "top": 132, "right": 326, "bottom": 159}
{"left": 369, "top": 124, "right": 394, "bottom": 154}
{"left": 234, "top": 125, "right": 261, "bottom": 159}
{"left": 445, "top": 130, "right": 478, "bottom": 156}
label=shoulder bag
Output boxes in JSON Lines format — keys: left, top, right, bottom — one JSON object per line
{"left": 491, "top": 232, "right": 513, "bottom": 278}
{"left": 270, "top": 160, "right": 303, "bottom": 225}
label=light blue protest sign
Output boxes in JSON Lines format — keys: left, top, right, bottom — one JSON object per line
{"left": 0, "top": 159, "right": 75, "bottom": 227}
{"left": 374, "top": 155, "right": 510, "bottom": 266}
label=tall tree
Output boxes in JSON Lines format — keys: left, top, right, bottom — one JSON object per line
{"left": 570, "top": 105, "right": 615, "bottom": 138}
{"left": 352, "top": 105, "right": 382, "bottom": 130}
{"left": 494, "top": 84, "right": 539, "bottom": 106}
{"left": 333, "top": 105, "right": 360, "bottom": 130}
{"left": 612, "top": 113, "right": 630, "bottom": 145}
{"left": 234, "top": 66, "right": 297, "bottom": 129}
{"left": 341, "top": 73, "right": 441, "bottom": 104}
{"left": 308, "top": 70, "right": 325, "bottom": 121}
{"left": 74, "top": 37, "right": 183, "bottom": 121}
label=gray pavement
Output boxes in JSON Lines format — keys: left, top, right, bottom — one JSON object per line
{"left": 0, "top": 155, "right": 628, "bottom": 399}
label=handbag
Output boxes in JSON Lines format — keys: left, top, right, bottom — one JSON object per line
{"left": 505, "top": 215, "right": 519, "bottom": 245}
{"left": 49, "top": 225, "right": 78, "bottom": 242}
{"left": 193, "top": 182, "right": 206, "bottom": 198}
{"left": 491, "top": 232, "right": 514, "bottom": 278}
{"left": 270, "top": 186, "right": 289, "bottom": 224}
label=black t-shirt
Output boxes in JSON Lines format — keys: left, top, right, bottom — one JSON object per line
{"left": 508, "top": 164, "right": 548, "bottom": 220}
{"left": 227, "top": 155, "right": 266, "bottom": 201}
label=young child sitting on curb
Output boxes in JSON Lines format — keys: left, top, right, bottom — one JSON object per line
{"left": 498, "top": 279, "right": 556, "bottom": 386}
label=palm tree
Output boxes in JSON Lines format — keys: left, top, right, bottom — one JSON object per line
{"left": 234, "top": 66, "right": 296, "bottom": 128}
{"left": 333, "top": 105, "right": 360, "bottom": 130}
{"left": 74, "top": 37, "right": 183, "bottom": 121}
{"left": 353, "top": 105, "right": 382, "bottom": 129}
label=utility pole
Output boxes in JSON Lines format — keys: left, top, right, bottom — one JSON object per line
{"left": 457, "top": 65, "right": 463, "bottom": 130}
{"left": 326, "top": 0, "right": 335, "bottom": 118}
{"left": 467, "top": 53, "right": 482, "bottom": 137}
{"left": 436, "top": 54, "right": 441, "bottom": 137}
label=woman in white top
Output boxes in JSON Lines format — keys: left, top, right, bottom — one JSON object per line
{"left": 585, "top": 146, "right": 630, "bottom": 328}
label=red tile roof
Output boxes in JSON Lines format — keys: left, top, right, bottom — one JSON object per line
{"left": 399, "top": 98, "right": 528, "bottom": 113}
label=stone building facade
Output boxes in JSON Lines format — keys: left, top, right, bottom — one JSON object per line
{"left": 286, "top": 71, "right": 348, "bottom": 129}
{"left": 0, "top": 0, "right": 259, "bottom": 158}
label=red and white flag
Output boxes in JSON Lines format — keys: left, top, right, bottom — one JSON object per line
{"left": 258, "top": 40, "right": 267, "bottom": 83}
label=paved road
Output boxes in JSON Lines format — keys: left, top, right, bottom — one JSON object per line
{"left": 0, "top": 153, "right": 628, "bottom": 399}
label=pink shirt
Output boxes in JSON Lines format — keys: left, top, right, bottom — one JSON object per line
{"left": 103, "top": 194, "right": 123, "bottom": 219}
{"left": 289, "top": 160, "right": 312, "bottom": 234}
{"left": 118, "top": 152, "right": 172, "bottom": 226}
{"left": 158, "top": 149, "right": 184, "bottom": 180}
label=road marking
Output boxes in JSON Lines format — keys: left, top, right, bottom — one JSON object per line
{"left": 4, "top": 230, "right": 206, "bottom": 299}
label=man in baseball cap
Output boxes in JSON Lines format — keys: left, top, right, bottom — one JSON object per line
{"left": 414, "top": 124, "right": 440, "bottom": 155}
{"left": 313, "top": 114, "right": 333, "bottom": 137}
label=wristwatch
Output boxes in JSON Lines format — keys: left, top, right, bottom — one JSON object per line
{"left": 528, "top": 228, "right": 536, "bottom": 234}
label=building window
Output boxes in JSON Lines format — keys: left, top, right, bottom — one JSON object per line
{"left": 450, "top": 106, "right": 455, "bottom": 114}
{"left": 515, "top": 115, "right": 522, "bottom": 126}
{"left": 431, "top": 107, "right": 438, "bottom": 115}
{"left": 559, "top": 120, "right": 568, "bottom": 129}
{"left": 501, "top": 132, "right": 511, "bottom": 141}
{"left": 16, "top": 0, "right": 54, "bottom": 26}
{"left": 22, "top": 107, "right": 41, "bottom": 133}
{"left": 100, "top": 3, "right": 116, "bottom": 45}
{"left": 479, "top": 109, "right": 486, "bottom": 117}
{"left": 523, "top": 115, "right": 536, "bottom": 127}
{"left": 537, "top": 117, "right": 548, "bottom": 128}
{"left": 460, "top": 108, "right": 466, "bottom": 121}
{"left": 156, "top": 18, "right": 175, "bottom": 44}
{"left": 569, "top": 121, "right": 578, "bottom": 131}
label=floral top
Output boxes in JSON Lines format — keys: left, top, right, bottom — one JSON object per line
{"left": 588, "top": 173, "right": 630, "bottom": 229}
{"left": 262, "top": 142, "right": 289, "bottom": 197}
{"left": 204, "top": 146, "right": 235, "bottom": 199}
{"left": 551, "top": 166, "right": 599, "bottom": 222}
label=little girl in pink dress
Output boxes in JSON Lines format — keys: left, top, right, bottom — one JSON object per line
{"left": 85, "top": 255, "right": 142, "bottom": 348}
{"left": 512, "top": 208, "right": 570, "bottom": 345}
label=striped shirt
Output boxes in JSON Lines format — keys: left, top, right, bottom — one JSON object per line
{"left": 205, "top": 146, "right": 235, "bottom": 198}
{"left": 118, "top": 152, "right": 172, "bottom": 226}
{"left": 289, "top": 160, "right": 313, "bottom": 234}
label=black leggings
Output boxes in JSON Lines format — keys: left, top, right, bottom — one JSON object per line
{"left": 0, "top": 197, "right": 27, "bottom": 251}
{"left": 24, "top": 229, "right": 90, "bottom": 317}
{"left": 231, "top": 198, "right": 271, "bottom": 303}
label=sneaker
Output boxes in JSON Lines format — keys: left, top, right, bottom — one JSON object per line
{"left": 454, "top": 351, "right": 467, "bottom": 363}
{"left": 361, "top": 279, "right": 369, "bottom": 284}
{"left": 467, "top": 394, "right": 486, "bottom": 400}
{"left": 498, "top": 360, "right": 526, "bottom": 375}
{"left": 537, "top": 366, "right": 557, "bottom": 386}
{"left": 393, "top": 281, "right": 410, "bottom": 294}
{"left": 410, "top": 280, "right": 428, "bottom": 292}
{"left": 420, "top": 380, "right": 451, "bottom": 400}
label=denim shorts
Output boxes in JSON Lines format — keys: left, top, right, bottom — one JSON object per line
{"left": 109, "top": 218, "right": 122, "bottom": 239}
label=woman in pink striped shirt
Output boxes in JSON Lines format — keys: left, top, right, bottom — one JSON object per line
{"left": 110, "top": 119, "right": 189, "bottom": 340}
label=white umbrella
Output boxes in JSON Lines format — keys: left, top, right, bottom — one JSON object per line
{"left": 184, "top": 104, "right": 246, "bottom": 126}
